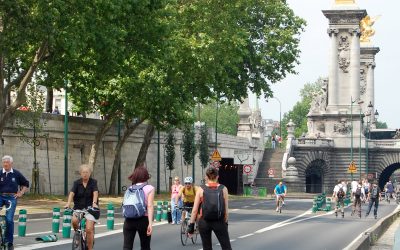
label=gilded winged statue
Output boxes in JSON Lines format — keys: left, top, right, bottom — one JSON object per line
{"left": 360, "top": 15, "right": 381, "bottom": 43}
{"left": 335, "top": 0, "right": 355, "bottom": 4}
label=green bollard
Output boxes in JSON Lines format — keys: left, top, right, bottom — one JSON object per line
{"left": 162, "top": 201, "right": 168, "bottom": 221}
{"left": 258, "top": 187, "right": 267, "bottom": 197}
{"left": 244, "top": 186, "right": 251, "bottom": 197}
{"left": 62, "top": 209, "right": 72, "bottom": 238}
{"left": 325, "top": 198, "right": 332, "bottom": 211}
{"left": 107, "top": 203, "right": 114, "bottom": 230}
{"left": 52, "top": 207, "right": 60, "bottom": 233}
{"left": 155, "top": 201, "right": 162, "bottom": 222}
{"left": 18, "top": 209, "right": 27, "bottom": 237}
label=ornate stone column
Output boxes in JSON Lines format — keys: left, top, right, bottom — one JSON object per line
{"left": 349, "top": 28, "right": 361, "bottom": 106}
{"left": 360, "top": 46, "right": 379, "bottom": 123}
{"left": 327, "top": 28, "right": 339, "bottom": 110}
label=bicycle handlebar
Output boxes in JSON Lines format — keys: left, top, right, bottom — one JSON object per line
{"left": 0, "top": 200, "right": 12, "bottom": 211}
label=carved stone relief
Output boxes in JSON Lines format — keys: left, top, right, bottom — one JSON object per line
{"left": 360, "top": 67, "right": 367, "bottom": 95}
{"left": 334, "top": 119, "right": 351, "bottom": 135}
{"left": 338, "top": 35, "right": 350, "bottom": 73}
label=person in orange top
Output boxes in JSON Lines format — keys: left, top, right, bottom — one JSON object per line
{"left": 188, "top": 167, "right": 231, "bottom": 250}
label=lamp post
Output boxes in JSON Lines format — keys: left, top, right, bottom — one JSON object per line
{"left": 350, "top": 96, "right": 363, "bottom": 181}
{"left": 64, "top": 80, "right": 69, "bottom": 196}
{"left": 272, "top": 97, "right": 282, "bottom": 148}
{"left": 365, "top": 102, "right": 374, "bottom": 179}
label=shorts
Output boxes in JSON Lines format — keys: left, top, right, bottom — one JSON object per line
{"left": 183, "top": 202, "right": 194, "bottom": 208}
{"left": 73, "top": 211, "right": 97, "bottom": 222}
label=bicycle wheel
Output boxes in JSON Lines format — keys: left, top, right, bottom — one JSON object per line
{"left": 72, "top": 231, "right": 83, "bottom": 250}
{"left": 279, "top": 199, "right": 282, "bottom": 213}
{"left": 191, "top": 222, "right": 198, "bottom": 244}
{"left": 180, "top": 219, "right": 189, "bottom": 246}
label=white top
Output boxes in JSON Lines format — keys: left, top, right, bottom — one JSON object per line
{"left": 333, "top": 183, "right": 347, "bottom": 194}
{"left": 351, "top": 180, "right": 359, "bottom": 193}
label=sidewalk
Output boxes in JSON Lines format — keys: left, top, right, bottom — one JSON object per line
{"left": 371, "top": 216, "right": 400, "bottom": 250}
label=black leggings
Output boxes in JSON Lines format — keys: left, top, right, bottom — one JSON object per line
{"left": 198, "top": 218, "right": 232, "bottom": 250}
{"left": 123, "top": 216, "right": 151, "bottom": 250}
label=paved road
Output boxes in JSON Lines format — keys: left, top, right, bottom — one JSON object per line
{"left": 14, "top": 198, "right": 399, "bottom": 250}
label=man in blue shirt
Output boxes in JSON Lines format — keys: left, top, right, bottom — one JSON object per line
{"left": 0, "top": 155, "right": 29, "bottom": 250}
{"left": 274, "top": 181, "right": 287, "bottom": 212}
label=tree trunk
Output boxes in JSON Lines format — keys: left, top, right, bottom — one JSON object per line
{"left": 46, "top": 88, "right": 53, "bottom": 113}
{"left": 88, "top": 118, "right": 115, "bottom": 170}
{"left": 0, "top": 41, "right": 48, "bottom": 137}
{"left": 134, "top": 124, "right": 155, "bottom": 169}
{"left": 108, "top": 119, "right": 143, "bottom": 195}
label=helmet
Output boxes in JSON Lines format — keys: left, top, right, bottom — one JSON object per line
{"left": 184, "top": 176, "right": 193, "bottom": 184}
{"left": 88, "top": 207, "right": 100, "bottom": 220}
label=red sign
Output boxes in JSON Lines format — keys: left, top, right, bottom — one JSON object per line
{"left": 210, "top": 161, "right": 221, "bottom": 169}
{"left": 243, "top": 165, "right": 252, "bottom": 174}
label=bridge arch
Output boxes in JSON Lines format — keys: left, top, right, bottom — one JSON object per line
{"left": 375, "top": 153, "right": 400, "bottom": 189}
{"left": 295, "top": 150, "right": 332, "bottom": 193}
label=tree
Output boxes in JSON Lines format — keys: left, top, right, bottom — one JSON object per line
{"left": 199, "top": 124, "right": 210, "bottom": 179}
{"left": 196, "top": 101, "right": 239, "bottom": 136}
{"left": 376, "top": 121, "right": 388, "bottom": 129}
{"left": 182, "top": 125, "right": 196, "bottom": 176}
{"left": 165, "top": 128, "right": 176, "bottom": 184}
{"left": 281, "top": 78, "right": 325, "bottom": 140}
{"left": 13, "top": 83, "right": 48, "bottom": 194}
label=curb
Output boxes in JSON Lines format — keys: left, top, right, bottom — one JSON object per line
{"left": 345, "top": 207, "right": 400, "bottom": 250}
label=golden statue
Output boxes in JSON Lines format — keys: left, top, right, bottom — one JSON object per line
{"left": 335, "top": 0, "right": 355, "bottom": 4}
{"left": 360, "top": 15, "right": 381, "bottom": 43}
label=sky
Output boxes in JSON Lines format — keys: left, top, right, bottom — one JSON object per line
{"left": 251, "top": 0, "right": 399, "bottom": 129}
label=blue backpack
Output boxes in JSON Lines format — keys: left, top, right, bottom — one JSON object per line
{"left": 122, "top": 183, "right": 147, "bottom": 218}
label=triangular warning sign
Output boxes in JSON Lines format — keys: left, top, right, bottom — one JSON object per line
{"left": 211, "top": 149, "right": 222, "bottom": 161}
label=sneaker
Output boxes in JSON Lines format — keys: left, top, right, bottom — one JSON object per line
{"left": 342, "top": 213, "right": 344, "bottom": 218}
{"left": 365, "top": 213, "right": 369, "bottom": 217}
{"left": 7, "top": 243, "right": 13, "bottom": 250}
{"left": 276, "top": 208, "right": 279, "bottom": 212}
{"left": 375, "top": 215, "right": 377, "bottom": 219}
{"left": 335, "top": 211, "right": 338, "bottom": 217}
{"left": 351, "top": 210, "right": 354, "bottom": 216}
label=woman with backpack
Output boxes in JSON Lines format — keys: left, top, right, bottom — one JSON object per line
{"left": 187, "top": 167, "right": 232, "bottom": 250}
{"left": 123, "top": 164, "right": 154, "bottom": 250}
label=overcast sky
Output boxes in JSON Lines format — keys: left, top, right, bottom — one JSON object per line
{"left": 251, "top": 0, "right": 399, "bottom": 129}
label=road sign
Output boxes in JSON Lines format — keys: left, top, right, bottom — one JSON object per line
{"left": 348, "top": 161, "right": 357, "bottom": 173}
{"left": 243, "top": 165, "right": 252, "bottom": 174}
{"left": 268, "top": 168, "right": 275, "bottom": 178}
{"left": 234, "top": 149, "right": 253, "bottom": 164}
{"left": 211, "top": 149, "right": 222, "bottom": 161}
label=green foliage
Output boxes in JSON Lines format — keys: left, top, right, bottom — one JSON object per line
{"left": 199, "top": 124, "right": 210, "bottom": 169}
{"left": 281, "top": 78, "right": 324, "bottom": 139}
{"left": 182, "top": 125, "right": 196, "bottom": 166}
{"left": 195, "top": 100, "right": 239, "bottom": 135}
{"left": 375, "top": 121, "right": 388, "bottom": 129}
{"left": 165, "top": 128, "right": 176, "bottom": 171}
{"left": 14, "top": 84, "right": 48, "bottom": 146}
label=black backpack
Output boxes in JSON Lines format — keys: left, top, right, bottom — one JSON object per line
{"left": 337, "top": 187, "right": 345, "bottom": 199}
{"left": 371, "top": 186, "right": 379, "bottom": 198}
{"left": 355, "top": 187, "right": 362, "bottom": 198}
{"left": 201, "top": 184, "right": 225, "bottom": 221}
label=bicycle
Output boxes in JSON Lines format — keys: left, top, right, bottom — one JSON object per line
{"left": 179, "top": 206, "right": 198, "bottom": 246}
{"left": 277, "top": 195, "right": 284, "bottom": 213}
{"left": 67, "top": 207, "right": 98, "bottom": 250}
{"left": 0, "top": 201, "right": 11, "bottom": 250}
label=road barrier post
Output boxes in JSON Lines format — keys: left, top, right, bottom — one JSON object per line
{"left": 62, "top": 209, "right": 72, "bottom": 238}
{"left": 156, "top": 201, "right": 162, "bottom": 222}
{"left": 107, "top": 203, "right": 114, "bottom": 230}
{"left": 18, "top": 209, "right": 27, "bottom": 237}
{"left": 162, "top": 201, "right": 168, "bottom": 221}
{"left": 52, "top": 207, "right": 60, "bottom": 233}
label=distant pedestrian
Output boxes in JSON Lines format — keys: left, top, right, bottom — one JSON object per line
{"left": 52, "top": 106, "right": 60, "bottom": 114}
{"left": 333, "top": 179, "right": 347, "bottom": 218}
{"left": 0, "top": 155, "right": 29, "bottom": 250}
{"left": 188, "top": 167, "right": 232, "bottom": 250}
{"left": 271, "top": 135, "right": 276, "bottom": 149}
{"left": 170, "top": 176, "right": 183, "bottom": 224}
{"left": 123, "top": 164, "right": 154, "bottom": 250}
{"left": 366, "top": 182, "right": 381, "bottom": 219}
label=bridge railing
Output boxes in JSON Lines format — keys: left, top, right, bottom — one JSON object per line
{"left": 368, "top": 139, "right": 400, "bottom": 148}
{"left": 293, "top": 138, "right": 334, "bottom": 147}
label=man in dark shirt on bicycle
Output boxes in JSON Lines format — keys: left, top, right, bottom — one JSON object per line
{"left": 0, "top": 155, "right": 29, "bottom": 250}
{"left": 65, "top": 164, "right": 99, "bottom": 250}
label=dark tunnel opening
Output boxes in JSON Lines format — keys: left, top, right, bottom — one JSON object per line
{"left": 378, "top": 163, "right": 400, "bottom": 189}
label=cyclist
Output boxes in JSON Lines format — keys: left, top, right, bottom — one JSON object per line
{"left": 65, "top": 164, "right": 99, "bottom": 250}
{"left": 274, "top": 181, "right": 287, "bottom": 212}
{"left": 385, "top": 180, "right": 394, "bottom": 200}
{"left": 175, "top": 177, "right": 197, "bottom": 221}
{"left": 0, "top": 155, "right": 29, "bottom": 250}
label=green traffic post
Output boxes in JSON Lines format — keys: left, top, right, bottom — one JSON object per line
{"left": 62, "top": 209, "right": 72, "bottom": 238}
{"left": 52, "top": 207, "right": 60, "bottom": 233}
{"left": 162, "top": 201, "right": 168, "bottom": 221}
{"left": 107, "top": 203, "right": 114, "bottom": 230}
{"left": 156, "top": 201, "right": 162, "bottom": 222}
{"left": 18, "top": 209, "right": 27, "bottom": 237}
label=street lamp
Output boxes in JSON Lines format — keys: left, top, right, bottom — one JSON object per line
{"left": 271, "top": 97, "right": 282, "bottom": 148}
{"left": 350, "top": 96, "right": 363, "bottom": 181}
{"left": 365, "top": 101, "right": 374, "bottom": 179}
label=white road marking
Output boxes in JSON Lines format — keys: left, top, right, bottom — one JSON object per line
{"left": 15, "top": 221, "right": 168, "bottom": 250}
{"left": 242, "top": 206, "right": 250, "bottom": 208}
{"left": 238, "top": 233, "right": 254, "bottom": 239}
